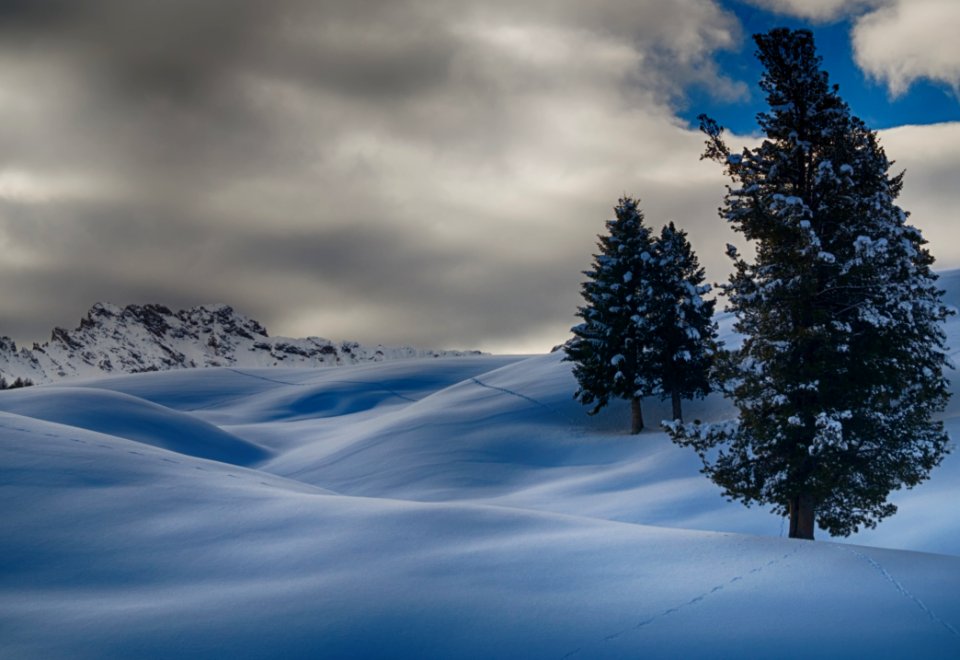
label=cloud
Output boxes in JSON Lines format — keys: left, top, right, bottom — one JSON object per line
{"left": 740, "top": 0, "right": 889, "bottom": 22}
{"left": 0, "top": 1, "right": 750, "bottom": 352}
{"left": 2, "top": 1, "right": 954, "bottom": 356}
{"left": 877, "top": 122, "right": 960, "bottom": 271}
{"left": 852, "top": 0, "right": 960, "bottom": 96}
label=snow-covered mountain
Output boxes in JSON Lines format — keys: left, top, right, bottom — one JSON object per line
{"left": 0, "top": 302, "right": 481, "bottom": 384}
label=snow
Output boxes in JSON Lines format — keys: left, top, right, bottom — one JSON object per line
{"left": 4, "top": 273, "right": 960, "bottom": 656}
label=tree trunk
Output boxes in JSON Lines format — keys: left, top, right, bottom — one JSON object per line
{"left": 630, "top": 397, "right": 644, "bottom": 434}
{"left": 788, "top": 494, "right": 816, "bottom": 540}
{"left": 671, "top": 388, "right": 683, "bottom": 422}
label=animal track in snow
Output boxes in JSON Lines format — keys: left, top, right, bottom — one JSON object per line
{"left": 560, "top": 544, "right": 805, "bottom": 658}
{"left": 470, "top": 377, "right": 575, "bottom": 425}
{"left": 841, "top": 546, "right": 960, "bottom": 639}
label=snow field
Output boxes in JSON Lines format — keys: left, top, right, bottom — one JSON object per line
{"left": 2, "top": 340, "right": 960, "bottom": 656}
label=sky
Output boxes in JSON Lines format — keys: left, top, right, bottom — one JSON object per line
{"left": 0, "top": 0, "right": 957, "bottom": 354}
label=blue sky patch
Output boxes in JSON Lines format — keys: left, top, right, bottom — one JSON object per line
{"left": 678, "top": 1, "right": 959, "bottom": 135}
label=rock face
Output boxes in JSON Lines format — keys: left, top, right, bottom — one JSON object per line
{"left": 0, "top": 303, "right": 482, "bottom": 384}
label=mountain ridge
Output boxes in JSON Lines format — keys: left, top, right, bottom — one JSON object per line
{"left": 0, "top": 302, "right": 482, "bottom": 384}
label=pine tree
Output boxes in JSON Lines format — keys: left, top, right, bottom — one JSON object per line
{"left": 648, "top": 222, "right": 718, "bottom": 421}
{"left": 668, "top": 28, "right": 953, "bottom": 539}
{"left": 566, "top": 199, "right": 717, "bottom": 432}
{"left": 565, "top": 197, "right": 657, "bottom": 433}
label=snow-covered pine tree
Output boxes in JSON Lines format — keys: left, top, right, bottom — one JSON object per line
{"left": 648, "top": 222, "right": 718, "bottom": 421}
{"left": 565, "top": 197, "right": 656, "bottom": 433}
{"left": 668, "top": 28, "right": 953, "bottom": 539}
{"left": 566, "top": 200, "right": 717, "bottom": 432}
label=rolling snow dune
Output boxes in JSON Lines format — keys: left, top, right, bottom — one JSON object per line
{"left": 253, "top": 351, "right": 960, "bottom": 552}
{"left": 0, "top": 387, "right": 269, "bottom": 466}
{"left": 3, "top": 271, "right": 960, "bottom": 657}
{"left": 67, "top": 357, "right": 523, "bottom": 423}
{"left": 2, "top": 420, "right": 959, "bottom": 659}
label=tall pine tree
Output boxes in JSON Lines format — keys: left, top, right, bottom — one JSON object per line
{"left": 669, "top": 29, "right": 952, "bottom": 539}
{"left": 566, "top": 197, "right": 656, "bottom": 433}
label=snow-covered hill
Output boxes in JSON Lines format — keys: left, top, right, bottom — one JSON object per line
{"left": 3, "top": 272, "right": 960, "bottom": 657}
{"left": 3, "top": 360, "right": 960, "bottom": 655}
{"left": 0, "top": 302, "right": 481, "bottom": 384}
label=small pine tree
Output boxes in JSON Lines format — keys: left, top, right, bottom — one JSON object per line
{"left": 565, "top": 197, "right": 657, "bottom": 433}
{"left": 668, "top": 28, "right": 953, "bottom": 540}
{"left": 566, "top": 199, "right": 717, "bottom": 432}
{"left": 648, "top": 222, "right": 718, "bottom": 421}
{"left": 0, "top": 376, "right": 32, "bottom": 390}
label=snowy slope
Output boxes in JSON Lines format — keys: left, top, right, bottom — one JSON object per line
{"left": 3, "top": 405, "right": 960, "bottom": 659}
{"left": 0, "top": 302, "right": 482, "bottom": 384}
{"left": 0, "top": 387, "right": 268, "bottom": 465}
{"left": 3, "top": 272, "right": 960, "bottom": 657}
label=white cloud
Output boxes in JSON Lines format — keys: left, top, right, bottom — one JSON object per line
{"left": 0, "top": 170, "right": 108, "bottom": 204}
{"left": 742, "top": 0, "right": 888, "bottom": 22}
{"left": 852, "top": 0, "right": 960, "bottom": 96}
{"left": 740, "top": 1, "right": 960, "bottom": 99}
{"left": 877, "top": 122, "right": 960, "bottom": 272}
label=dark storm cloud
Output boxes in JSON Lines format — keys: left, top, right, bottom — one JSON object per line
{"left": 228, "top": 228, "right": 585, "bottom": 349}
{"left": 0, "top": 185, "right": 585, "bottom": 346}
{"left": 0, "top": 0, "right": 272, "bottom": 89}
{"left": 0, "top": 0, "right": 465, "bottom": 190}
{"left": 0, "top": 0, "right": 457, "bottom": 103}
{"left": 0, "top": 0, "right": 743, "bottom": 351}
{"left": 14, "top": 1, "right": 954, "bottom": 352}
